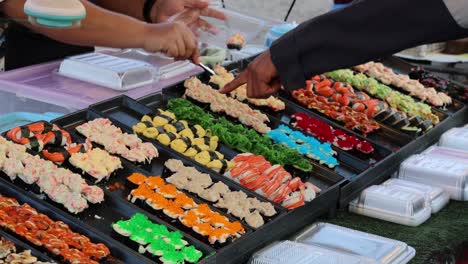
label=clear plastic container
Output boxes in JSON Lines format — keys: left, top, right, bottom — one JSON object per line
{"left": 250, "top": 241, "right": 371, "bottom": 264}
{"left": 59, "top": 53, "right": 155, "bottom": 91}
{"left": 382, "top": 179, "right": 449, "bottom": 214}
{"left": 349, "top": 185, "right": 431, "bottom": 226}
{"left": 0, "top": 50, "right": 203, "bottom": 110}
{"left": 439, "top": 127, "right": 468, "bottom": 151}
{"left": 423, "top": 146, "right": 468, "bottom": 163}
{"left": 293, "top": 223, "right": 416, "bottom": 264}
{"left": 398, "top": 154, "right": 468, "bottom": 201}
{"left": 199, "top": 7, "right": 279, "bottom": 49}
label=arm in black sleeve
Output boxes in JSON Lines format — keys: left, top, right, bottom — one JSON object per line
{"left": 270, "top": 0, "right": 468, "bottom": 90}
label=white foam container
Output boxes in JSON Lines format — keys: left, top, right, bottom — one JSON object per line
{"left": 250, "top": 241, "right": 372, "bottom": 264}
{"left": 398, "top": 154, "right": 468, "bottom": 201}
{"left": 293, "top": 223, "right": 416, "bottom": 264}
{"left": 59, "top": 53, "right": 154, "bottom": 91}
{"left": 439, "top": 127, "right": 468, "bottom": 151}
{"left": 349, "top": 185, "right": 431, "bottom": 226}
{"left": 382, "top": 178, "right": 449, "bottom": 214}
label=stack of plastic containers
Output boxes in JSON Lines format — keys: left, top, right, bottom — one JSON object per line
{"left": 350, "top": 124, "right": 468, "bottom": 225}
{"left": 250, "top": 223, "right": 415, "bottom": 264}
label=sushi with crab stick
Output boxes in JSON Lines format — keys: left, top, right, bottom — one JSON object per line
{"left": 226, "top": 153, "right": 321, "bottom": 210}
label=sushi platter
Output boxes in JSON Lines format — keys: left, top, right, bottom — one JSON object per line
{"left": 0, "top": 55, "right": 466, "bottom": 264}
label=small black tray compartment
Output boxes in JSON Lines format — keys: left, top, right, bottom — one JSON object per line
{"left": 0, "top": 176, "right": 153, "bottom": 264}
{"left": 85, "top": 95, "right": 343, "bottom": 264}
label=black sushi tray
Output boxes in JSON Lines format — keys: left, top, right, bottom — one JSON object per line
{"left": 157, "top": 57, "right": 468, "bottom": 209}
{"left": 86, "top": 94, "right": 343, "bottom": 264}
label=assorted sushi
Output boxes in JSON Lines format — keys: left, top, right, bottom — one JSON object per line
{"left": 166, "top": 98, "right": 313, "bottom": 172}
{"left": 76, "top": 118, "right": 159, "bottom": 163}
{"left": 0, "top": 236, "right": 51, "bottom": 264}
{"left": 355, "top": 62, "right": 452, "bottom": 107}
{"left": 291, "top": 113, "right": 374, "bottom": 154}
{"left": 0, "top": 195, "right": 110, "bottom": 263}
{"left": 112, "top": 213, "right": 203, "bottom": 264}
{"left": 291, "top": 88, "right": 381, "bottom": 135}
{"left": 184, "top": 77, "right": 271, "bottom": 134}
{"left": 304, "top": 74, "right": 423, "bottom": 133}
{"left": 409, "top": 67, "right": 468, "bottom": 103}
{"left": 69, "top": 148, "right": 123, "bottom": 183}
{"left": 6, "top": 122, "right": 122, "bottom": 183}
{"left": 326, "top": 69, "right": 439, "bottom": 126}
{"left": 0, "top": 136, "right": 104, "bottom": 213}
{"left": 132, "top": 111, "right": 234, "bottom": 174}
{"left": 226, "top": 33, "right": 245, "bottom": 50}
{"left": 165, "top": 159, "right": 277, "bottom": 228}
{"left": 209, "top": 65, "right": 286, "bottom": 111}
{"left": 226, "top": 154, "right": 321, "bottom": 210}
{"left": 267, "top": 125, "right": 339, "bottom": 168}
{"left": 127, "top": 172, "right": 246, "bottom": 244}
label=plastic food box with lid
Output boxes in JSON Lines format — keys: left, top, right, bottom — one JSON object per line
{"left": 382, "top": 178, "right": 449, "bottom": 214}
{"left": 0, "top": 49, "right": 203, "bottom": 111}
{"left": 438, "top": 127, "right": 468, "bottom": 151}
{"left": 349, "top": 185, "right": 432, "bottom": 226}
{"left": 293, "top": 223, "right": 416, "bottom": 264}
{"left": 249, "top": 241, "right": 373, "bottom": 264}
{"left": 397, "top": 154, "right": 468, "bottom": 201}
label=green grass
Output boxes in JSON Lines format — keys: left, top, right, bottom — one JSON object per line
{"left": 327, "top": 201, "right": 468, "bottom": 264}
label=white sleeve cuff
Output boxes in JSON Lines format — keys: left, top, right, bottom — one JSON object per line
{"left": 444, "top": 0, "right": 468, "bottom": 28}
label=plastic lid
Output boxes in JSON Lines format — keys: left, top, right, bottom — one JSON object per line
{"left": 349, "top": 185, "right": 431, "bottom": 226}
{"left": 399, "top": 154, "right": 468, "bottom": 201}
{"left": 439, "top": 127, "right": 468, "bottom": 151}
{"left": 269, "top": 23, "right": 297, "bottom": 37}
{"left": 423, "top": 146, "right": 468, "bottom": 163}
{"left": 0, "top": 50, "right": 203, "bottom": 110}
{"left": 199, "top": 7, "right": 278, "bottom": 48}
{"left": 293, "top": 223, "right": 415, "bottom": 264}
{"left": 382, "top": 178, "right": 449, "bottom": 214}
{"left": 250, "top": 241, "right": 370, "bottom": 264}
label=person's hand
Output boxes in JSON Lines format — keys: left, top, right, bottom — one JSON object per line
{"left": 169, "top": 8, "right": 225, "bottom": 34}
{"left": 142, "top": 22, "right": 199, "bottom": 63}
{"left": 220, "top": 50, "right": 281, "bottom": 98}
{"left": 151, "top": 0, "right": 226, "bottom": 23}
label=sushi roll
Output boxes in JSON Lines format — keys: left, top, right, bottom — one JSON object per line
{"left": 153, "top": 114, "right": 174, "bottom": 127}
{"left": 184, "top": 146, "right": 203, "bottom": 158}
{"left": 206, "top": 160, "right": 233, "bottom": 174}
{"left": 173, "top": 121, "right": 189, "bottom": 133}
{"left": 170, "top": 137, "right": 193, "bottom": 153}
{"left": 401, "top": 125, "right": 422, "bottom": 137}
{"left": 179, "top": 125, "right": 207, "bottom": 139}
{"left": 374, "top": 107, "right": 397, "bottom": 122}
{"left": 408, "top": 115, "right": 424, "bottom": 127}
{"left": 418, "top": 119, "right": 433, "bottom": 131}
{"left": 391, "top": 113, "right": 410, "bottom": 129}
{"left": 194, "top": 151, "right": 224, "bottom": 165}
{"left": 143, "top": 127, "right": 164, "bottom": 139}
{"left": 226, "top": 33, "right": 245, "bottom": 50}
{"left": 157, "top": 132, "right": 179, "bottom": 146}
{"left": 182, "top": 246, "right": 203, "bottom": 263}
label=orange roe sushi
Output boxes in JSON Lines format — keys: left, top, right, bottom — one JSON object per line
{"left": 127, "top": 173, "right": 147, "bottom": 185}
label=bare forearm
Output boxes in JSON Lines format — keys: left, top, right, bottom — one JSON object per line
{"left": 94, "top": 0, "right": 145, "bottom": 20}
{"left": 2, "top": 0, "right": 148, "bottom": 48}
